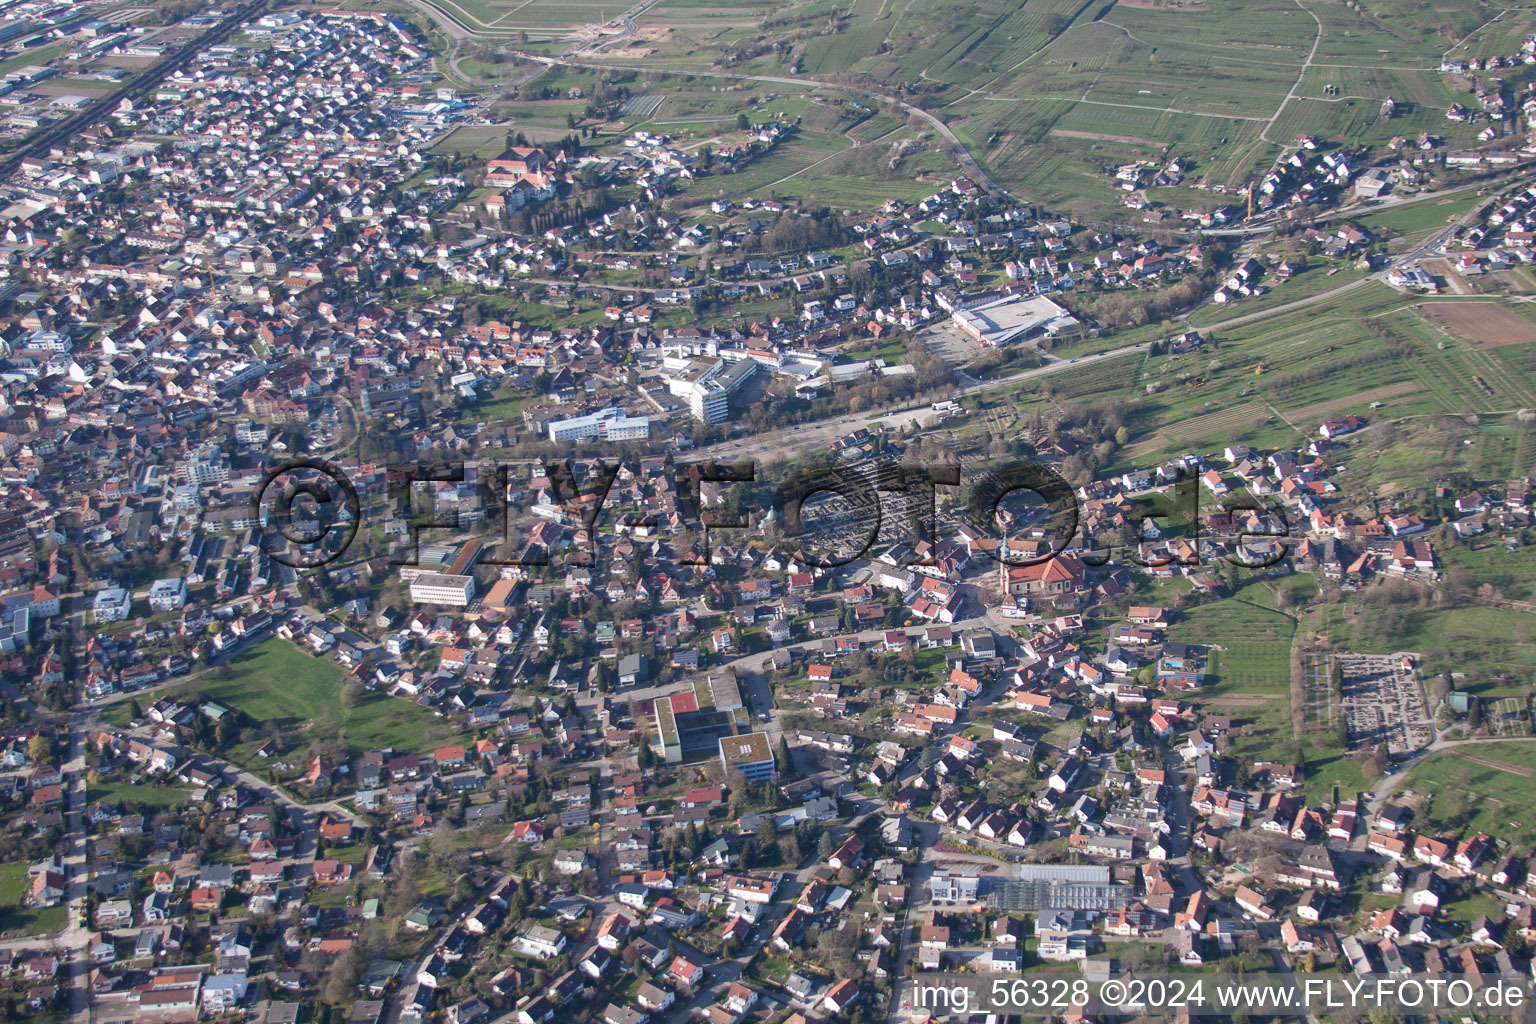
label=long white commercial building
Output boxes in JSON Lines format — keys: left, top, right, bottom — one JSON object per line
{"left": 409, "top": 572, "right": 476, "bottom": 606}
{"left": 546, "top": 405, "right": 651, "bottom": 443}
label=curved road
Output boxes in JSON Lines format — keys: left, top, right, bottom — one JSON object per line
{"left": 1259, "top": 0, "right": 1324, "bottom": 149}
{"left": 402, "top": 0, "right": 488, "bottom": 39}
{"left": 682, "top": 162, "right": 1519, "bottom": 467}
{"left": 396, "top": 0, "right": 1012, "bottom": 198}
{"left": 397, "top": 0, "right": 1536, "bottom": 473}
{"left": 403, "top": 0, "right": 1536, "bottom": 244}
{"left": 517, "top": 51, "right": 1009, "bottom": 195}
{"left": 1367, "top": 733, "right": 1536, "bottom": 813}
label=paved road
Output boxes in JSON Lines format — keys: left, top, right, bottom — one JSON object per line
{"left": 63, "top": 724, "right": 88, "bottom": 1024}
{"left": 1185, "top": 275, "right": 1377, "bottom": 333}
{"left": 1365, "top": 733, "right": 1536, "bottom": 813}
{"left": 615, "top": 601, "right": 1017, "bottom": 773}
{"left": 1202, "top": 178, "right": 1521, "bottom": 238}
{"left": 404, "top": 0, "right": 1536, "bottom": 279}
{"left": 675, "top": 164, "right": 1536, "bottom": 467}
{"left": 1259, "top": 0, "right": 1323, "bottom": 151}
{"left": 1179, "top": 168, "right": 1532, "bottom": 327}
{"left": 400, "top": 0, "right": 484, "bottom": 39}
{"left": 689, "top": 341, "right": 1150, "bottom": 463}
{"left": 516, "top": 49, "right": 1016, "bottom": 198}
{"left": 885, "top": 818, "right": 939, "bottom": 1019}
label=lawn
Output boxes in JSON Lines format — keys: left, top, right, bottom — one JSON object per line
{"left": 1316, "top": 601, "right": 1536, "bottom": 696}
{"left": 463, "top": 389, "right": 538, "bottom": 428}
{"left": 88, "top": 781, "right": 192, "bottom": 810}
{"left": 1168, "top": 583, "right": 1297, "bottom": 693}
{"left": 196, "top": 638, "right": 464, "bottom": 759}
{"left": 1397, "top": 741, "right": 1536, "bottom": 846}
{"left": 0, "top": 862, "right": 66, "bottom": 937}
{"left": 1299, "top": 730, "right": 1369, "bottom": 806}
{"left": 326, "top": 843, "right": 370, "bottom": 865}
{"left": 1440, "top": 889, "right": 1502, "bottom": 930}
{"left": 844, "top": 341, "right": 909, "bottom": 363}
{"left": 1350, "top": 188, "right": 1484, "bottom": 249}
{"left": 99, "top": 699, "right": 138, "bottom": 728}
{"left": 433, "top": 124, "right": 519, "bottom": 158}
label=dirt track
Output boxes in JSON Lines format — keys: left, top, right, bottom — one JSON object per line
{"left": 1049, "top": 128, "right": 1158, "bottom": 147}
{"left": 1452, "top": 750, "right": 1534, "bottom": 776}
{"left": 1283, "top": 380, "right": 1422, "bottom": 424}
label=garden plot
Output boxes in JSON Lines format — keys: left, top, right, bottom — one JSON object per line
{"left": 1486, "top": 695, "right": 1533, "bottom": 738}
{"left": 620, "top": 93, "right": 665, "bottom": 118}
{"left": 1422, "top": 302, "right": 1536, "bottom": 349}
{"left": 1301, "top": 650, "right": 1336, "bottom": 732}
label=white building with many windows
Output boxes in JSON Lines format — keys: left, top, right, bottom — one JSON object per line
{"left": 93, "top": 587, "right": 132, "bottom": 623}
{"left": 409, "top": 573, "right": 476, "bottom": 607}
{"left": 546, "top": 406, "right": 651, "bottom": 443}
{"left": 662, "top": 355, "right": 758, "bottom": 423}
{"left": 148, "top": 577, "right": 187, "bottom": 612}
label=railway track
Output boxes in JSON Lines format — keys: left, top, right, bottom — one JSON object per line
{"left": 0, "top": 0, "right": 268, "bottom": 178}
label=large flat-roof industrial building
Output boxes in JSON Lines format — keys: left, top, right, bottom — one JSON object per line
{"left": 985, "top": 864, "right": 1133, "bottom": 911}
{"left": 409, "top": 572, "right": 476, "bottom": 607}
{"left": 951, "top": 294, "right": 1078, "bottom": 348}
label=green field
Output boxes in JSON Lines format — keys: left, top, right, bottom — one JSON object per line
{"left": 1184, "top": 261, "right": 1371, "bottom": 329}
{"left": 1072, "top": 283, "right": 1536, "bottom": 471}
{"left": 466, "top": 389, "right": 539, "bottom": 427}
{"left": 1171, "top": 580, "right": 1303, "bottom": 692}
{"left": 197, "top": 639, "right": 464, "bottom": 759}
{"left": 1175, "top": 585, "right": 1293, "bottom": 676}
{"left": 100, "top": 699, "right": 137, "bottom": 728}
{"left": 1398, "top": 742, "right": 1536, "bottom": 846}
{"left": 391, "top": 0, "right": 1536, "bottom": 216}
{"left": 385, "top": 0, "right": 1536, "bottom": 220}
{"left": 0, "top": 862, "right": 65, "bottom": 937}
{"left": 87, "top": 781, "right": 193, "bottom": 810}
{"left": 1350, "top": 188, "right": 1485, "bottom": 248}
{"left": 1440, "top": 541, "right": 1536, "bottom": 605}
{"left": 435, "top": 124, "right": 529, "bottom": 157}
{"left": 1164, "top": 578, "right": 1391, "bottom": 801}
{"left": 1316, "top": 601, "right": 1536, "bottom": 697}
